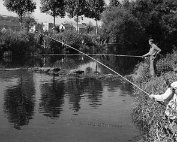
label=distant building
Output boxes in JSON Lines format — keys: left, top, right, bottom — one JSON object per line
{"left": 73, "top": 23, "right": 87, "bottom": 34}
{"left": 43, "top": 22, "right": 54, "bottom": 32}
{"left": 59, "top": 23, "right": 75, "bottom": 32}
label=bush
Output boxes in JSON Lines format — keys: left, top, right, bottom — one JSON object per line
{"left": 156, "top": 51, "right": 177, "bottom": 75}
{"left": 0, "top": 30, "right": 39, "bottom": 57}
{"left": 44, "top": 30, "right": 101, "bottom": 54}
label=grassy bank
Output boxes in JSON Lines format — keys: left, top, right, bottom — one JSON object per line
{"left": 132, "top": 50, "right": 177, "bottom": 141}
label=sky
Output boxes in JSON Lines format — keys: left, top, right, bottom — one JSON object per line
{"left": 0, "top": 0, "right": 110, "bottom": 25}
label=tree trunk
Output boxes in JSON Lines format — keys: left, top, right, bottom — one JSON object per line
{"left": 95, "top": 20, "right": 98, "bottom": 35}
{"left": 77, "top": 15, "right": 79, "bottom": 34}
{"left": 19, "top": 14, "right": 23, "bottom": 30}
{"left": 53, "top": 15, "right": 56, "bottom": 27}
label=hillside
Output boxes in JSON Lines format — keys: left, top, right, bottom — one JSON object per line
{"left": 0, "top": 15, "right": 20, "bottom": 31}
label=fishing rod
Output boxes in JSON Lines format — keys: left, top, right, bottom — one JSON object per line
{"left": 33, "top": 53, "right": 143, "bottom": 58}
{"left": 39, "top": 32, "right": 149, "bottom": 96}
{"left": 85, "top": 54, "right": 143, "bottom": 58}
{"left": 115, "top": 54, "right": 143, "bottom": 58}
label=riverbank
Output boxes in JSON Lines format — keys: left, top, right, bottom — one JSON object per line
{"left": 132, "top": 50, "right": 177, "bottom": 141}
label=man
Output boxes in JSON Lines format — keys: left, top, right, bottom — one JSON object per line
{"left": 150, "top": 81, "right": 177, "bottom": 120}
{"left": 142, "top": 39, "right": 161, "bottom": 77}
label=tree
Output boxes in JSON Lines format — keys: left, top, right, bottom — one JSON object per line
{"left": 40, "top": 0, "right": 65, "bottom": 27}
{"left": 131, "top": 0, "right": 177, "bottom": 52}
{"left": 86, "top": 22, "right": 95, "bottom": 34}
{"left": 23, "top": 15, "right": 37, "bottom": 32}
{"left": 3, "top": 0, "right": 36, "bottom": 26}
{"left": 109, "top": 0, "right": 121, "bottom": 7}
{"left": 65, "top": 0, "right": 87, "bottom": 33}
{"left": 85, "top": 0, "right": 105, "bottom": 35}
{"left": 101, "top": 7, "right": 145, "bottom": 52}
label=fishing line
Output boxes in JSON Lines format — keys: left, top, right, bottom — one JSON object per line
{"left": 39, "top": 33, "right": 150, "bottom": 96}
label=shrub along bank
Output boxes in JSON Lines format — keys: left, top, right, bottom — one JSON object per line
{"left": 132, "top": 50, "right": 177, "bottom": 142}
{"left": 0, "top": 29, "right": 101, "bottom": 58}
{"left": 0, "top": 30, "right": 40, "bottom": 57}
{"left": 43, "top": 30, "right": 101, "bottom": 55}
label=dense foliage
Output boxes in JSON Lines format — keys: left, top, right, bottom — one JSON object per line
{"left": 3, "top": 0, "right": 36, "bottom": 25}
{"left": 0, "top": 30, "right": 40, "bottom": 57}
{"left": 40, "top": 0, "right": 65, "bottom": 26}
{"left": 101, "top": 6, "right": 146, "bottom": 53}
{"left": 85, "top": 0, "right": 105, "bottom": 35}
{"left": 43, "top": 30, "right": 98, "bottom": 54}
{"left": 65, "top": 0, "right": 87, "bottom": 33}
{"left": 101, "top": 0, "right": 177, "bottom": 54}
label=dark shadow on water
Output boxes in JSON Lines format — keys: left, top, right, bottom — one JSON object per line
{"left": 3, "top": 71, "right": 35, "bottom": 130}
{"left": 65, "top": 77, "right": 103, "bottom": 110}
{"left": 39, "top": 78, "right": 65, "bottom": 118}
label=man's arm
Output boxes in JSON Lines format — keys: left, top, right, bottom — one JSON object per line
{"left": 153, "top": 44, "right": 161, "bottom": 55}
{"left": 142, "top": 48, "right": 154, "bottom": 57}
{"left": 149, "top": 88, "right": 172, "bottom": 102}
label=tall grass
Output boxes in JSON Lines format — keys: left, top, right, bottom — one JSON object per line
{"left": 132, "top": 50, "right": 177, "bottom": 142}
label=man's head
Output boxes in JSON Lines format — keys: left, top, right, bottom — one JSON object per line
{"left": 149, "top": 39, "right": 154, "bottom": 45}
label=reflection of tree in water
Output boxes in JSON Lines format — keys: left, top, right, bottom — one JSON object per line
{"left": 39, "top": 79, "right": 65, "bottom": 118}
{"left": 99, "top": 55, "right": 139, "bottom": 75}
{"left": 4, "top": 72, "right": 35, "bottom": 130}
{"left": 65, "top": 78, "right": 103, "bottom": 110}
{"left": 65, "top": 78, "right": 84, "bottom": 112}
{"left": 84, "top": 78, "right": 103, "bottom": 108}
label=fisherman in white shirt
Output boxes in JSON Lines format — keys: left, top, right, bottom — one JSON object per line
{"left": 150, "top": 81, "right": 177, "bottom": 120}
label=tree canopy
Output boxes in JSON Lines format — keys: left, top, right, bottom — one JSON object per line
{"left": 100, "top": 0, "right": 177, "bottom": 54}
{"left": 3, "top": 0, "right": 36, "bottom": 25}
{"left": 65, "top": 0, "right": 87, "bottom": 18}
{"left": 109, "top": 0, "right": 121, "bottom": 7}
{"left": 131, "top": 0, "right": 177, "bottom": 52}
{"left": 85, "top": 0, "right": 105, "bottom": 35}
{"left": 40, "top": 0, "right": 65, "bottom": 26}
{"left": 65, "top": 0, "right": 87, "bottom": 33}
{"left": 101, "top": 6, "right": 145, "bottom": 51}
{"left": 85, "top": 0, "right": 105, "bottom": 21}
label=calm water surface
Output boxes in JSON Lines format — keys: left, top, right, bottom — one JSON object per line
{"left": 0, "top": 56, "right": 141, "bottom": 142}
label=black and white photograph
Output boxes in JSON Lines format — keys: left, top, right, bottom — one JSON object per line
{"left": 0, "top": 0, "right": 177, "bottom": 142}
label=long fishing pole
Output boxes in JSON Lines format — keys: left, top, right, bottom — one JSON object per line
{"left": 39, "top": 33, "right": 149, "bottom": 96}
{"left": 115, "top": 54, "right": 143, "bottom": 58}
{"left": 33, "top": 53, "right": 143, "bottom": 58}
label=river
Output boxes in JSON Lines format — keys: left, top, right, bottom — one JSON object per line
{"left": 0, "top": 55, "right": 142, "bottom": 142}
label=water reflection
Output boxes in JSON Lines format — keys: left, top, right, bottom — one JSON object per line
{"left": 0, "top": 55, "right": 141, "bottom": 142}
{"left": 66, "top": 78, "right": 103, "bottom": 110}
{"left": 39, "top": 78, "right": 65, "bottom": 118}
{"left": 3, "top": 71, "right": 35, "bottom": 130}
{"left": 0, "top": 54, "right": 139, "bottom": 76}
